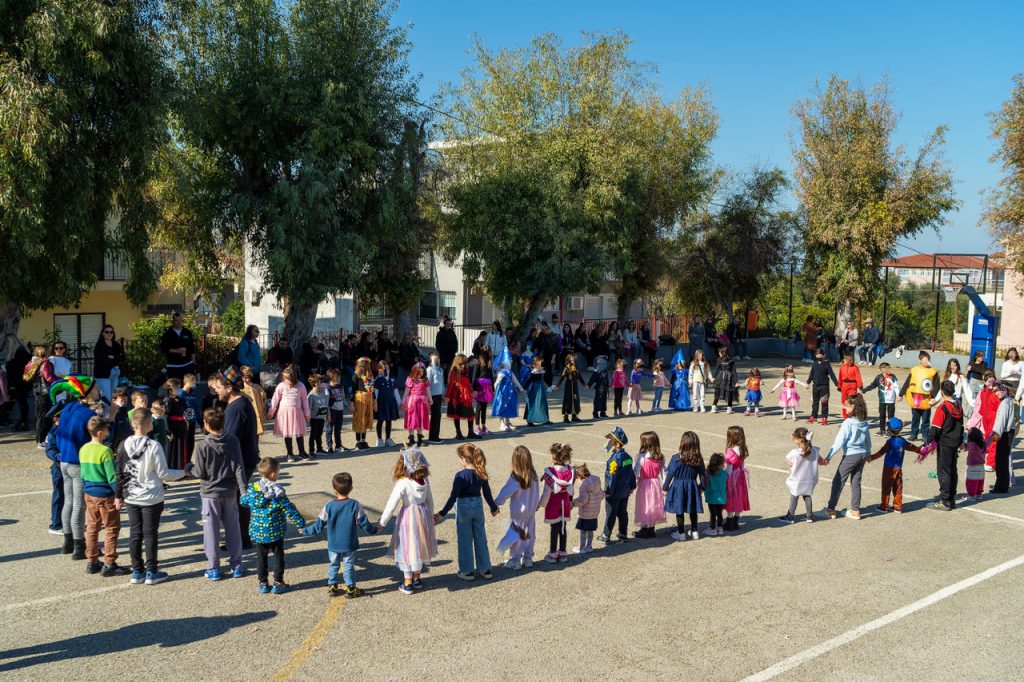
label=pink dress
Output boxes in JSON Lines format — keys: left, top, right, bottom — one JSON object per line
{"left": 725, "top": 447, "right": 750, "bottom": 513}
{"left": 269, "top": 380, "right": 309, "bottom": 437}
{"left": 634, "top": 454, "right": 666, "bottom": 526}
{"left": 541, "top": 466, "right": 574, "bottom": 524}
{"left": 965, "top": 442, "right": 985, "bottom": 497}
{"left": 778, "top": 377, "right": 801, "bottom": 408}
{"left": 402, "top": 378, "right": 431, "bottom": 431}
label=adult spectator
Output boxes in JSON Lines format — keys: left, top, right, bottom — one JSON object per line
{"left": 725, "top": 318, "right": 747, "bottom": 360}
{"left": 354, "top": 331, "right": 374, "bottom": 360}
{"left": 837, "top": 322, "right": 859, "bottom": 360}
{"left": 688, "top": 317, "right": 706, "bottom": 362}
{"left": 340, "top": 334, "right": 356, "bottom": 395}
{"left": 486, "top": 321, "right": 507, "bottom": 369}
{"left": 1, "top": 340, "right": 31, "bottom": 430}
{"left": 539, "top": 323, "right": 557, "bottom": 386}
{"left": 704, "top": 317, "right": 722, "bottom": 355}
{"left": 266, "top": 337, "right": 294, "bottom": 367}
{"left": 471, "top": 330, "right": 487, "bottom": 359}
{"left": 397, "top": 332, "right": 421, "bottom": 386}
{"left": 640, "top": 319, "right": 657, "bottom": 367}
{"left": 435, "top": 316, "right": 458, "bottom": 378}
{"left": 801, "top": 316, "right": 818, "bottom": 362}
{"left": 209, "top": 368, "right": 260, "bottom": 549}
{"left": 622, "top": 320, "right": 639, "bottom": 364}
{"left": 299, "top": 335, "right": 326, "bottom": 383}
{"left": 574, "top": 319, "right": 593, "bottom": 369}
{"left": 375, "top": 330, "right": 395, "bottom": 370}
{"left": 607, "top": 321, "right": 622, "bottom": 368}
{"left": 160, "top": 313, "right": 197, "bottom": 380}
{"left": 999, "top": 347, "right": 1021, "bottom": 398}
{"left": 859, "top": 319, "right": 880, "bottom": 366}
{"left": 559, "top": 323, "right": 575, "bottom": 371}
{"left": 93, "top": 324, "right": 125, "bottom": 401}
{"left": 590, "top": 322, "right": 610, "bottom": 363}
{"left": 236, "top": 325, "right": 262, "bottom": 374}
{"left": 24, "top": 344, "right": 58, "bottom": 444}
{"left": 966, "top": 350, "right": 988, "bottom": 395}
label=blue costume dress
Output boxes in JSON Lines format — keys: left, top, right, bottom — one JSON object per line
{"left": 491, "top": 368, "right": 519, "bottom": 418}
{"left": 373, "top": 374, "right": 400, "bottom": 421}
{"left": 669, "top": 368, "right": 692, "bottom": 410}
{"left": 524, "top": 369, "right": 549, "bottom": 424}
{"left": 663, "top": 455, "right": 706, "bottom": 515}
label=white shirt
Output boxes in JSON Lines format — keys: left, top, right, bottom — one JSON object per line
{"left": 786, "top": 446, "right": 820, "bottom": 496}
{"left": 379, "top": 477, "right": 434, "bottom": 527}
{"left": 1000, "top": 359, "right": 1022, "bottom": 381}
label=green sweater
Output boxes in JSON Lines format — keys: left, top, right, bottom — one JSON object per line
{"left": 80, "top": 442, "right": 117, "bottom": 498}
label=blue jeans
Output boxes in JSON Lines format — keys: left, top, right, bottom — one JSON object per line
{"left": 652, "top": 387, "right": 664, "bottom": 410}
{"left": 455, "top": 497, "right": 490, "bottom": 574}
{"left": 328, "top": 550, "right": 356, "bottom": 587}
{"left": 94, "top": 369, "right": 120, "bottom": 401}
{"left": 910, "top": 408, "right": 932, "bottom": 442}
{"left": 50, "top": 461, "right": 64, "bottom": 530}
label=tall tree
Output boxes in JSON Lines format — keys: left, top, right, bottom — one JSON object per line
{"left": 791, "top": 76, "right": 958, "bottom": 329}
{"left": 0, "top": 0, "right": 166, "bottom": 347}
{"left": 164, "top": 0, "right": 417, "bottom": 346}
{"left": 674, "top": 168, "right": 797, "bottom": 323}
{"left": 983, "top": 74, "right": 1024, "bottom": 283}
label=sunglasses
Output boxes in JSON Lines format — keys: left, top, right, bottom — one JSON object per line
{"left": 103, "top": 330, "right": 114, "bottom": 335}
{"left": 54, "top": 346, "right": 66, "bottom": 351}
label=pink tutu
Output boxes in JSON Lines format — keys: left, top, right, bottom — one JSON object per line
{"left": 634, "top": 478, "right": 667, "bottom": 526}
{"left": 388, "top": 503, "right": 438, "bottom": 573}
{"left": 778, "top": 387, "right": 800, "bottom": 408}
{"left": 474, "top": 378, "right": 494, "bottom": 403}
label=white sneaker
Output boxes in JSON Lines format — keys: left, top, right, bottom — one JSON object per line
{"left": 504, "top": 559, "right": 521, "bottom": 570}
{"left": 688, "top": 530, "right": 701, "bottom": 540}
{"left": 385, "top": 438, "right": 396, "bottom": 447}
{"left": 571, "top": 546, "right": 583, "bottom": 554}
{"left": 456, "top": 571, "right": 476, "bottom": 581}
{"left": 670, "top": 531, "right": 687, "bottom": 541}
{"left": 375, "top": 438, "right": 385, "bottom": 448}
{"left": 710, "top": 406, "right": 717, "bottom": 414}
{"left": 523, "top": 559, "right": 534, "bottom": 568}
{"left": 984, "top": 465, "right": 995, "bottom": 473}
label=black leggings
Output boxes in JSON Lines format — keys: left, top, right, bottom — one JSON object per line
{"left": 708, "top": 504, "right": 724, "bottom": 529}
{"left": 308, "top": 418, "right": 325, "bottom": 452}
{"left": 475, "top": 401, "right": 488, "bottom": 427}
{"left": 549, "top": 521, "right": 567, "bottom": 553}
{"left": 35, "top": 393, "right": 51, "bottom": 444}
{"left": 713, "top": 392, "right": 734, "bottom": 408}
{"left": 675, "top": 513, "right": 698, "bottom": 533}
{"left": 376, "top": 419, "right": 392, "bottom": 440}
{"left": 256, "top": 539, "right": 285, "bottom": 584}
{"left": 127, "top": 502, "right": 163, "bottom": 573}
{"left": 284, "top": 437, "right": 307, "bottom": 457}
{"left": 328, "top": 409, "right": 344, "bottom": 449}
{"left": 613, "top": 388, "right": 624, "bottom": 413}
{"left": 878, "top": 401, "right": 895, "bottom": 430}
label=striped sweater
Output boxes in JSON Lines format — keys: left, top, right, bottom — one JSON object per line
{"left": 80, "top": 442, "right": 117, "bottom": 498}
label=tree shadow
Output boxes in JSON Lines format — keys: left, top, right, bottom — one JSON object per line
{"left": 0, "top": 610, "right": 276, "bottom": 672}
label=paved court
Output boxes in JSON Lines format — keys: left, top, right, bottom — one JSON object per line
{"left": 1, "top": 358, "right": 1022, "bottom": 681}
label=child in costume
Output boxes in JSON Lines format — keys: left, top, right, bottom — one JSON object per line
{"left": 807, "top": 349, "right": 838, "bottom": 425}
{"left": 435, "top": 443, "right": 497, "bottom": 581}
{"left": 780, "top": 427, "right": 819, "bottom": 523}
{"left": 149, "top": 401, "right": 168, "bottom": 453}
{"left": 524, "top": 356, "right": 550, "bottom": 426}
{"left": 471, "top": 349, "right": 494, "bottom": 435}
{"left": 666, "top": 347, "right": 691, "bottom": 412}
{"left": 307, "top": 373, "right": 329, "bottom": 457}
{"left": 963, "top": 427, "right": 986, "bottom": 499}
{"left": 241, "top": 366, "right": 267, "bottom": 435}
{"left": 703, "top": 452, "right": 727, "bottom": 536}
{"left": 373, "top": 361, "right": 401, "bottom": 448}
{"left": 899, "top": 351, "right": 939, "bottom": 442}
{"left": 599, "top": 427, "right": 636, "bottom": 543}
{"left": 867, "top": 417, "right": 921, "bottom": 513}
{"left": 770, "top": 366, "right": 807, "bottom": 420}
{"left": 633, "top": 431, "right": 667, "bottom": 538}
{"left": 838, "top": 353, "right": 864, "bottom": 419}
{"left": 689, "top": 349, "right": 711, "bottom": 412}
{"left": 927, "top": 381, "right": 964, "bottom": 511}
{"left": 554, "top": 354, "right": 583, "bottom": 422}
{"left": 743, "top": 368, "right": 763, "bottom": 417}
{"left": 538, "top": 442, "right": 575, "bottom": 563}
{"left": 627, "top": 359, "right": 652, "bottom": 415}
{"left": 351, "top": 358, "right": 375, "bottom": 450}
{"left": 571, "top": 463, "right": 602, "bottom": 553}
{"left": 493, "top": 445, "right": 540, "bottom": 570}
{"left": 269, "top": 365, "right": 310, "bottom": 462}
{"left": 163, "top": 378, "right": 188, "bottom": 470}
{"left": 663, "top": 430, "right": 707, "bottom": 540}
{"left": 711, "top": 347, "right": 738, "bottom": 413}
{"left": 861, "top": 362, "right": 900, "bottom": 435}
{"left": 650, "top": 359, "right": 668, "bottom": 412}
{"left": 447, "top": 354, "right": 480, "bottom": 440}
{"left": 724, "top": 425, "right": 750, "bottom": 530}
{"left": 240, "top": 456, "right": 307, "bottom": 593}
{"left": 378, "top": 448, "right": 437, "bottom": 595}
{"left": 492, "top": 354, "right": 525, "bottom": 432}
{"left": 611, "top": 359, "right": 627, "bottom": 416}
{"left": 587, "top": 356, "right": 610, "bottom": 419}
{"left": 402, "top": 363, "right": 431, "bottom": 448}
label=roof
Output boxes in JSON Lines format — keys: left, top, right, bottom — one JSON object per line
{"left": 881, "top": 254, "right": 1003, "bottom": 270}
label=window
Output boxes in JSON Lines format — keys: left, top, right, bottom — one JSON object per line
{"left": 418, "top": 291, "right": 437, "bottom": 320}
{"left": 898, "top": 269, "right": 910, "bottom": 277}
{"left": 53, "top": 313, "right": 105, "bottom": 349}
{"left": 439, "top": 291, "right": 456, "bottom": 321}
{"left": 418, "top": 290, "right": 457, "bottom": 321}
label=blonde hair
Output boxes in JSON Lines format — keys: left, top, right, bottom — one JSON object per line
{"left": 281, "top": 364, "right": 298, "bottom": 385}
{"left": 308, "top": 373, "right": 322, "bottom": 388}
{"left": 510, "top": 446, "right": 537, "bottom": 489}
{"left": 457, "top": 443, "right": 488, "bottom": 480}
{"left": 573, "top": 463, "right": 591, "bottom": 480}
{"left": 449, "top": 354, "right": 468, "bottom": 381}
{"left": 639, "top": 431, "right": 663, "bottom": 462}
{"left": 549, "top": 442, "right": 573, "bottom": 465}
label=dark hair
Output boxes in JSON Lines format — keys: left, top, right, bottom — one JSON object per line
{"left": 793, "top": 427, "right": 813, "bottom": 457}
{"left": 333, "top": 472, "right": 353, "bottom": 496}
{"left": 967, "top": 427, "right": 985, "bottom": 449}
{"left": 245, "top": 324, "right": 259, "bottom": 339}
{"left": 678, "top": 431, "right": 701, "bottom": 466}
{"left": 940, "top": 379, "right": 956, "bottom": 397}
{"left": 707, "top": 452, "right": 725, "bottom": 475}
{"left": 848, "top": 394, "right": 868, "bottom": 422}
{"left": 203, "top": 407, "right": 225, "bottom": 431}
{"left": 919, "top": 351, "right": 930, "bottom": 360}
{"left": 1006, "top": 347, "right": 1020, "bottom": 361}
{"left": 879, "top": 362, "right": 891, "bottom": 370}
{"left": 549, "top": 442, "right": 573, "bottom": 465}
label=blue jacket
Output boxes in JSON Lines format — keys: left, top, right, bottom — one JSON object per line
{"left": 239, "top": 479, "right": 305, "bottom": 543}
{"left": 45, "top": 425, "right": 60, "bottom": 463}
{"left": 237, "top": 338, "right": 262, "bottom": 373}
{"left": 56, "top": 401, "right": 94, "bottom": 465}
{"left": 862, "top": 326, "right": 880, "bottom": 345}
{"left": 604, "top": 448, "right": 637, "bottom": 499}
{"left": 300, "top": 497, "right": 376, "bottom": 554}
{"left": 826, "top": 417, "right": 872, "bottom": 461}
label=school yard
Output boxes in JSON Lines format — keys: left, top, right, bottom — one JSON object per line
{"left": 1, "top": 358, "right": 1022, "bottom": 681}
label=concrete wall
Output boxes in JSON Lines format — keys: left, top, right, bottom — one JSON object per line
{"left": 999, "top": 268, "right": 1024, "bottom": 349}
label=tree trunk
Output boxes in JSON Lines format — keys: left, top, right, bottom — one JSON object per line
{"left": 516, "top": 297, "right": 548, "bottom": 347}
{"left": 616, "top": 292, "right": 634, "bottom": 329}
{"left": 281, "top": 300, "right": 317, "bottom": 351}
{"left": 0, "top": 300, "right": 23, "bottom": 364}
{"left": 392, "top": 307, "right": 416, "bottom": 342}
{"left": 835, "top": 300, "right": 853, "bottom": 334}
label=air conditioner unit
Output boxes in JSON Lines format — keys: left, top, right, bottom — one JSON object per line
{"left": 250, "top": 290, "right": 262, "bottom": 307}
{"left": 567, "top": 296, "right": 584, "bottom": 310}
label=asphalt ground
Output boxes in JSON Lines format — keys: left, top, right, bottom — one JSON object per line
{"left": 1, "top": 357, "right": 1022, "bottom": 681}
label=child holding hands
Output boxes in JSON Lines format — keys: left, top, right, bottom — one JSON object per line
{"left": 379, "top": 448, "right": 437, "bottom": 595}
{"left": 493, "top": 446, "right": 540, "bottom": 570}
{"left": 571, "top": 463, "right": 602, "bottom": 553}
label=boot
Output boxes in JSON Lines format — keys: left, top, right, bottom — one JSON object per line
{"left": 62, "top": 533, "right": 74, "bottom": 554}
{"left": 416, "top": 434, "right": 424, "bottom": 448}
{"left": 71, "top": 539, "right": 86, "bottom": 560}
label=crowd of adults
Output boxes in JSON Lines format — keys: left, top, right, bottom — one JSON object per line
{"left": 801, "top": 315, "right": 885, "bottom": 365}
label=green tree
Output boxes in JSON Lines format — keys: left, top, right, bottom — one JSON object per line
{"left": 221, "top": 299, "right": 246, "bottom": 338}
{"left": 0, "top": 0, "right": 166, "bottom": 346}
{"left": 791, "top": 76, "right": 958, "bottom": 329}
{"left": 983, "top": 74, "right": 1024, "bottom": 284}
{"left": 164, "top": 0, "right": 417, "bottom": 347}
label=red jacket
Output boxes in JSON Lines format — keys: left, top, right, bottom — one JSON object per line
{"left": 838, "top": 364, "right": 863, "bottom": 394}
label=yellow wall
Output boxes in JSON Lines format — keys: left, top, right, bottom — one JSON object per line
{"left": 19, "top": 288, "right": 182, "bottom": 344}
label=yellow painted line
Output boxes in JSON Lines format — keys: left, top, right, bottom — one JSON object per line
{"left": 270, "top": 597, "right": 346, "bottom": 681}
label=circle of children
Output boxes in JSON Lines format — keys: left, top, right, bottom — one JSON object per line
{"left": 26, "top": 325, "right": 1024, "bottom": 599}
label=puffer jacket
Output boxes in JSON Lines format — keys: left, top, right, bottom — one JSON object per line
{"left": 239, "top": 478, "right": 306, "bottom": 543}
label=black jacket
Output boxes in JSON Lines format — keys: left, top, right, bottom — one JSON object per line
{"left": 93, "top": 340, "right": 125, "bottom": 379}
{"left": 807, "top": 361, "right": 838, "bottom": 387}
{"left": 435, "top": 328, "right": 458, "bottom": 364}
{"left": 160, "top": 326, "right": 196, "bottom": 367}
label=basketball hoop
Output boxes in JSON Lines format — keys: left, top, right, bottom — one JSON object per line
{"left": 942, "top": 286, "right": 961, "bottom": 303}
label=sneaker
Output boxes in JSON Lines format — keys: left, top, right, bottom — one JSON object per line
{"left": 428, "top": 439, "right": 443, "bottom": 445}
{"left": 688, "top": 530, "right": 700, "bottom": 540}
{"left": 398, "top": 583, "right": 415, "bottom": 595}
{"left": 523, "top": 559, "right": 534, "bottom": 568}
{"left": 804, "top": 516, "right": 814, "bottom": 523}
{"left": 826, "top": 508, "right": 837, "bottom": 519}
{"left": 743, "top": 409, "right": 751, "bottom": 416}
{"left": 984, "top": 465, "right": 995, "bottom": 472}
{"left": 616, "top": 534, "right": 629, "bottom": 543}
{"left": 820, "top": 419, "right": 828, "bottom": 426}
{"left": 205, "top": 568, "right": 222, "bottom": 581}
{"left": 778, "top": 513, "right": 795, "bottom": 524}
{"left": 755, "top": 411, "right": 762, "bottom": 417}
{"left": 893, "top": 508, "right": 903, "bottom": 514}
{"left": 271, "top": 582, "right": 289, "bottom": 594}
{"left": 928, "top": 502, "right": 953, "bottom": 512}
{"left": 702, "top": 528, "right": 718, "bottom": 536}
{"left": 557, "top": 552, "right": 569, "bottom": 563}
{"left": 48, "top": 527, "right": 63, "bottom": 536}
{"left": 375, "top": 438, "right": 385, "bottom": 448}
{"left": 596, "top": 534, "right": 612, "bottom": 543}
{"left": 479, "top": 570, "right": 494, "bottom": 579}
{"left": 456, "top": 571, "right": 476, "bottom": 581}
{"left": 259, "top": 582, "right": 272, "bottom": 594}
{"left": 505, "top": 559, "right": 522, "bottom": 569}
{"left": 328, "top": 584, "right": 343, "bottom": 597}
{"left": 385, "top": 438, "right": 396, "bottom": 447}
{"left": 145, "top": 571, "right": 168, "bottom": 585}
{"left": 710, "top": 406, "right": 718, "bottom": 414}
{"left": 808, "top": 417, "right": 816, "bottom": 424}
{"left": 544, "top": 552, "right": 559, "bottom": 564}
{"left": 101, "top": 562, "right": 129, "bottom": 577}
{"left": 411, "top": 578, "right": 423, "bottom": 590}
{"left": 130, "top": 570, "right": 146, "bottom": 584}
{"left": 344, "top": 586, "right": 364, "bottom": 598}
{"left": 571, "top": 546, "right": 583, "bottom": 554}
{"left": 582, "top": 546, "right": 594, "bottom": 553}
{"left": 670, "top": 531, "right": 687, "bottom": 541}
{"left": 845, "top": 510, "right": 862, "bottom": 520}
{"left": 877, "top": 505, "right": 889, "bottom": 513}
{"left": 232, "top": 566, "right": 246, "bottom": 579}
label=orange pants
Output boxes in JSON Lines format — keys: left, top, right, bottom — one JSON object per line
{"left": 85, "top": 494, "right": 121, "bottom": 563}
{"left": 880, "top": 466, "right": 904, "bottom": 511}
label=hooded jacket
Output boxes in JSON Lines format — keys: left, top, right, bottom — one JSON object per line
{"left": 825, "top": 417, "right": 872, "bottom": 461}
{"left": 929, "top": 401, "right": 964, "bottom": 448}
{"left": 115, "top": 435, "right": 185, "bottom": 506}
{"left": 240, "top": 478, "right": 306, "bottom": 544}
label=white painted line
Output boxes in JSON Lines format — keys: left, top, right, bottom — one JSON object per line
{"left": 740, "top": 552, "right": 1024, "bottom": 681}
{"left": 0, "top": 490, "right": 50, "bottom": 499}
{"left": 0, "top": 583, "right": 132, "bottom": 612}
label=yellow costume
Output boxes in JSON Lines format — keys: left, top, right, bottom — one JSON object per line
{"left": 243, "top": 383, "right": 267, "bottom": 435}
{"left": 904, "top": 365, "right": 938, "bottom": 410}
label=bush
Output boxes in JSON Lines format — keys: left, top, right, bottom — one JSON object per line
{"left": 221, "top": 299, "right": 245, "bottom": 338}
{"left": 123, "top": 313, "right": 204, "bottom": 384}
{"left": 204, "top": 334, "right": 240, "bottom": 373}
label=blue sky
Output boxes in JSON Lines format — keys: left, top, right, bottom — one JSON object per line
{"left": 393, "top": 0, "right": 1022, "bottom": 257}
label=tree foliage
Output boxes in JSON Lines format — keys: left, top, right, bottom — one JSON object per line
{"left": 0, "top": 0, "right": 166, "bottom": 341}
{"left": 791, "top": 76, "right": 958, "bottom": 324}
{"left": 984, "top": 74, "right": 1024, "bottom": 287}
{"left": 163, "top": 0, "right": 417, "bottom": 346}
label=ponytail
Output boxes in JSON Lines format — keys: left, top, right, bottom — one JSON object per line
{"left": 793, "top": 427, "right": 813, "bottom": 458}
{"left": 457, "top": 443, "right": 488, "bottom": 481}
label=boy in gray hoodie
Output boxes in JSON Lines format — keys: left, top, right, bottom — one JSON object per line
{"left": 189, "top": 407, "right": 247, "bottom": 581}
{"left": 114, "top": 408, "right": 185, "bottom": 585}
